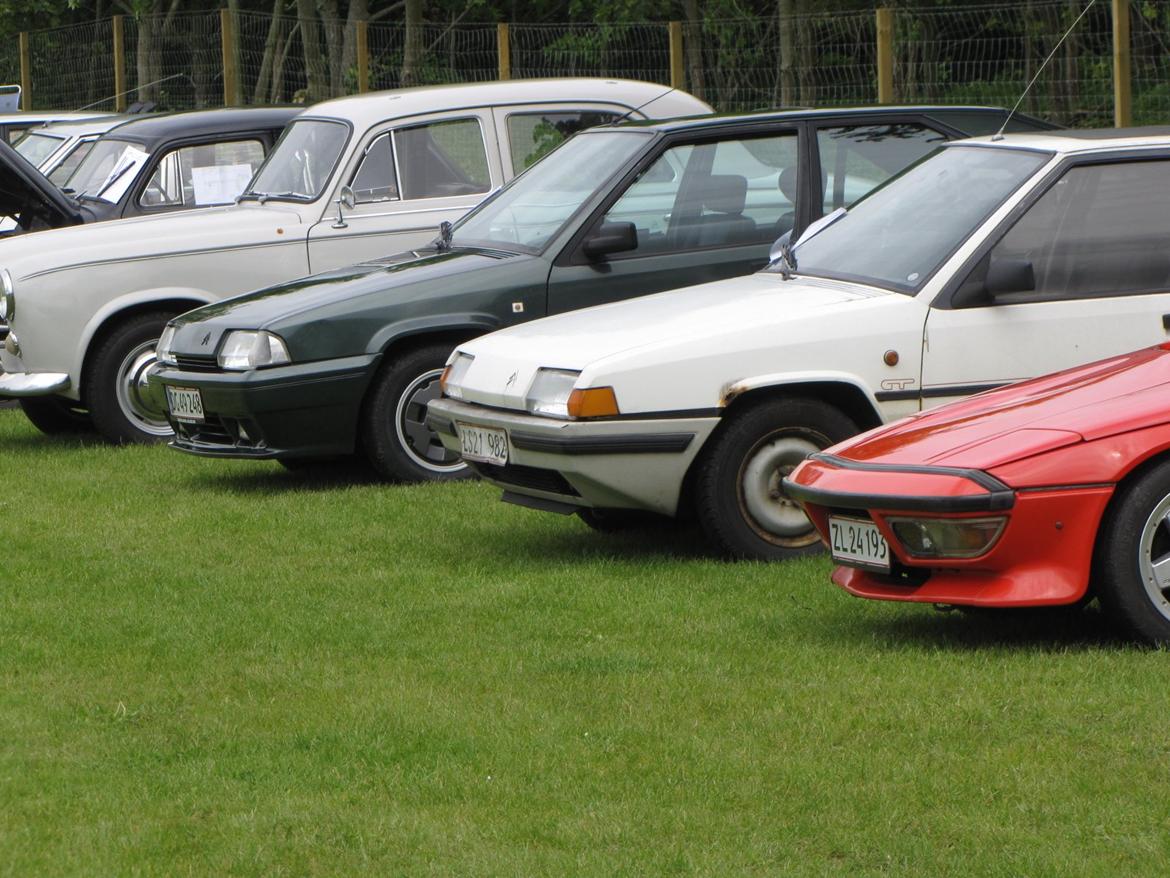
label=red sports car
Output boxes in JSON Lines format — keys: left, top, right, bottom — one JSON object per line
{"left": 784, "top": 343, "right": 1170, "bottom": 644}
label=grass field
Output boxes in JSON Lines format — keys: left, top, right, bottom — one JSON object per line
{"left": 2, "top": 408, "right": 1169, "bottom": 875}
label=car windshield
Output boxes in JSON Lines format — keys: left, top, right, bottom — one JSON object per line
{"left": 781, "top": 145, "right": 1051, "bottom": 293}
{"left": 13, "top": 130, "right": 64, "bottom": 168}
{"left": 451, "top": 130, "right": 650, "bottom": 254}
{"left": 244, "top": 118, "right": 348, "bottom": 201}
{"left": 65, "top": 137, "right": 150, "bottom": 203}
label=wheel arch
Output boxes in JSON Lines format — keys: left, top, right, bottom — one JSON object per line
{"left": 76, "top": 288, "right": 217, "bottom": 403}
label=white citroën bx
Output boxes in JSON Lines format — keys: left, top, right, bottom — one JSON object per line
{"left": 0, "top": 79, "right": 710, "bottom": 443}
{"left": 431, "top": 128, "right": 1170, "bottom": 560}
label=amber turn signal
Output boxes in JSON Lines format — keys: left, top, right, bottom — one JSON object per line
{"left": 567, "top": 386, "right": 619, "bottom": 418}
{"left": 439, "top": 364, "right": 452, "bottom": 395}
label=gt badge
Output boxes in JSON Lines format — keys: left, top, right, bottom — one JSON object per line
{"left": 505, "top": 371, "right": 518, "bottom": 389}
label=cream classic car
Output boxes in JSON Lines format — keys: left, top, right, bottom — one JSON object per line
{"left": 0, "top": 79, "right": 709, "bottom": 442}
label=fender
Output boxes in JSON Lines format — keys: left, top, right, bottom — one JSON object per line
{"left": 73, "top": 286, "right": 218, "bottom": 385}
{"left": 720, "top": 369, "right": 884, "bottom": 422}
{"left": 368, "top": 312, "right": 503, "bottom": 357}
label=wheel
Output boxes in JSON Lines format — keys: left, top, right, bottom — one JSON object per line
{"left": 577, "top": 508, "right": 671, "bottom": 532}
{"left": 695, "top": 397, "right": 857, "bottom": 561}
{"left": 360, "top": 342, "right": 471, "bottom": 482}
{"left": 83, "top": 311, "right": 175, "bottom": 444}
{"left": 1093, "top": 458, "right": 1170, "bottom": 644}
{"left": 18, "top": 395, "right": 92, "bottom": 434}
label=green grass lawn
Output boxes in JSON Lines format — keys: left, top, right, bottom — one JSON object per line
{"left": 2, "top": 408, "right": 1168, "bottom": 875}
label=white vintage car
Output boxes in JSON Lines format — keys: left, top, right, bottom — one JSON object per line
{"left": 430, "top": 127, "right": 1170, "bottom": 560}
{"left": 0, "top": 79, "right": 709, "bottom": 442}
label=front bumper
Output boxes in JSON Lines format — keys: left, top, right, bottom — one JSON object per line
{"left": 785, "top": 452, "right": 1113, "bottom": 607}
{"left": 0, "top": 370, "right": 70, "bottom": 397}
{"left": 148, "top": 354, "right": 379, "bottom": 459}
{"left": 427, "top": 397, "right": 719, "bottom": 517}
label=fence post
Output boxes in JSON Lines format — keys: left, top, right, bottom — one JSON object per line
{"left": 498, "top": 23, "right": 510, "bottom": 80}
{"left": 221, "top": 7, "right": 239, "bottom": 107}
{"left": 18, "top": 32, "right": 30, "bottom": 110}
{"left": 1112, "top": 0, "right": 1132, "bottom": 126}
{"left": 112, "top": 15, "right": 126, "bottom": 112}
{"left": 356, "top": 20, "right": 369, "bottom": 93}
{"left": 875, "top": 8, "right": 894, "bottom": 104}
{"left": 669, "top": 21, "right": 684, "bottom": 90}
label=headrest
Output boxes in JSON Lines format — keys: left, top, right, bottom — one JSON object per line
{"left": 777, "top": 165, "right": 799, "bottom": 202}
{"left": 701, "top": 174, "right": 748, "bottom": 215}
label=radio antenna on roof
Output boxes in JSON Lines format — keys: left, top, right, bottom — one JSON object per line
{"left": 72, "top": 73, "right": 186, "bottom": 113}
{"left": 605, "top": 85, "right": 678, "bottom": 127}
{"left": 993, "top": 0, "right": 1097, "bottom": 141}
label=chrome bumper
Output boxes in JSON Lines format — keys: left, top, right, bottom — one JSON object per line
{"left": 0, "top": 371, "right": 69, "bottom": 397}
{"left": 427, "top": 397, "right": 719, "bottom": 516}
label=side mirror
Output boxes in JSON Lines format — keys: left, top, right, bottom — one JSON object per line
{"left": 769, "top": 230, "right": 792, "bottom": 263}
{"left": 582, "top": 221, "right": 638, "bottom": 259}
{"left": 332, "top": 184, "right": 356, "bottom": 230}
{"left": 952, "top": 257, "right": 1035, "bottom": 309}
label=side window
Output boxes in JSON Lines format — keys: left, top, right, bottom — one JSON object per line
{"left": 506, "top": 110, "right": 622, "bottom": 172}
{"left": 597, "top": 131, "right": 798, "bottom": 256}
{"left": 987, "top": 160, "right": 1170, "bottom": 302}
{"left": 49, "top": 140, "right": 95, "bottom": 186}
{"left": 349, "top": 133, "right": 398, "bottom": 203}
{"left": 139, "top": 139, "right": 265, "bottom": 209}
{"left": 816, "top": 124, "right": 947, "bottom": 213}
{"left": 394, "top": 118, "right": 490, "bottom": 200}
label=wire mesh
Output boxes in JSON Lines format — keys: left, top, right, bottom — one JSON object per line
{"left": 893, "top": 0, "right": 1113, "bottom": 127}
{"left": 510, "top": 22, "right": 669, "bottom": 85}
{"left": 27, "top": 19, "right": 116, "bottom": 111}
{"left": 236, "top": 11, "right": 306, "bottom": 105}
{"left": 122, "top": 12, "right": 224, "bottom": 111}
{"left": 366, "top": 22, "right": 496, "bottom": 92}
{"left": 1131, "top": 4, "right": 1170, "bottom": 125}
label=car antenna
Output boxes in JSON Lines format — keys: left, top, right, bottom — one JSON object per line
{"left": 605, "top": 85, "right": 678, "bottom": 127}
{"left": 72, "top": 73, "right": 186, "bottom": 113}
{"left": 992, "top": 0, "right": 1096, "bottom": 141}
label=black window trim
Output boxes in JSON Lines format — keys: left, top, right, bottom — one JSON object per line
{"left": 133, "top": 132, "right": 274, "bottom": 214}
{"left": 346, "top": 130, "right": 402, "bottom": 206}
{"left": 934, "top": 146, "right": 1170, "bottom": 311}
{"left": 390, "top": 114, "right": 492, "bottom": 203}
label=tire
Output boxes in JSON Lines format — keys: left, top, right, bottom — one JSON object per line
{"left": 18, "top": 395, "right": 92, "bottom": 434}
{"left": 695, "top": 397, "right": 857, "bottom": 561}
{"left": 360, "top": 342, "right": 472, "bottom": 483}
{"left": 1093, "top": 457, "right": 1170, "bottom": 645}
{"left": 83, "top": 311, "right": 176, "bottom": 444}
{"left": 577, "top": 507, "right": 671, "bottom": 533}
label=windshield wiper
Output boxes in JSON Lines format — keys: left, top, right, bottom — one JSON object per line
{"left": 95, "top": 163, "right": 134, "bottom": 199}
{"left": 432, "top": 220, "right": 454, "bottom": 252}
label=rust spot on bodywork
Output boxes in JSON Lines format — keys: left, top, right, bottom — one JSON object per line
{"left": 720, "top": 380, "right": 751, "bottom": 407}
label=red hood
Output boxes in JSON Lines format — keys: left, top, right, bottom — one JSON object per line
{"left": 837, "top": 345, "right": 1170, "bottom": 469}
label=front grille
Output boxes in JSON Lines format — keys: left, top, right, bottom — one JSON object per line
{"left": 173, "top": 354, "right": 219, "bottom": 372}
{"left": 173, "top": 413, "right": 262, "bottom": 449}
{"left": 471, "top": 462, "right": 579, "bottom": 497}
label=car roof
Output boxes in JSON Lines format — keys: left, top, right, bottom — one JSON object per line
{"left": 304, "top": 78, "right": 713, "bottom": 127}
{"left": 955, "top": 126, "right": 1170, "bottom": 154}
{"left": 100, "top": 106, "right": 301, "bottom": 148}
{"left": 0, "top": 111, "right": 113, "bottom": 125}
{"left": 18, "top": 115, "right": 136, "bottom": 139}
{"left": 605, "top": 104, "right": 1054, "bottom": 136}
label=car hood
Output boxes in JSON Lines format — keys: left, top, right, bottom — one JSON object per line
{"left": 455, "top": 272, "right": 909, "bottom": 413}
{"left": 167, "top": 246, "right": 529, "bottom": 358}
{"left": 0, "top": 137, "right": 86, "bottom": 228}
{"left": 835, "top": 345, "right": 1170, "bottom": 470}
{"left": 1, "top": 201, "right": 307, "bottom": 280}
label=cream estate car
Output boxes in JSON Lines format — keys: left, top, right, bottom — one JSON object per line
{"left": 430, "top": 127, "right": 1170, "bottom": 560}
{"left": 0, "top": 79, "right": 709, "bottom": 442}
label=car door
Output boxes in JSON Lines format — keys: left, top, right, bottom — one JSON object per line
{"left": 306, "top": 111, "right": 502, "bottom": 274}
{"left": 921, "top": 153, "right": 1170, "bottom": 407}
{"left": 544, "top": 126, "right": 803, "bottom": 315}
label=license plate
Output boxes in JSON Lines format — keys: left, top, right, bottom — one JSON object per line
{"left": 165, "top": 385, "right": 205, "bottom": 423}
{"left": 829, "top": 516, "right": 890, "bottom": 572}
{"left": 457, "top": 422, "right": 508, "bottom": 465}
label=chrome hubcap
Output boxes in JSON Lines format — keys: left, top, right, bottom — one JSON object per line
{"left": 1138, "top": 493, "right": 1170, "bottom": 622}
{"left": 115, "top": 340, "right": 171, "bottom": 437}
{"left": 394, "top": 367, "right": 464, "bottom": 473}
{"left": 739, "top": 433, "right": 822, "bottom": 547}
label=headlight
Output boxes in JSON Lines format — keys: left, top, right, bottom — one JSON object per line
{"left": 156, "top": 325, "right": 177, "bottom": 366}
{"left": 0, "top": 269, "right": 15, "bottom": 322}
{"left": 218, "top": 330, "right": 291, "bottom": 370}
{"left": 887, "top": 516, "right": 1007, "bottom": 559}
{"left": 440, "top": 352, "right": 474, "bottom": 399}
{"left": 525, "top": 368, "right": 580, "bottom": 418}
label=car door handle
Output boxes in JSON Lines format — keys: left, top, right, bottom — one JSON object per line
{"left": 1162, "top": 314, "right": 1170, "bottom": 330}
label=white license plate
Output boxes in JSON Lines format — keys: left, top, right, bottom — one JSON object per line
{"left": 457, "top": 422, "right": 508, "bottom": 466}
{"left": 829, "top": 516, "right": 890, "bottom": 572}
{"left": 165, "top": 385, "right": 205, "bottom": 423}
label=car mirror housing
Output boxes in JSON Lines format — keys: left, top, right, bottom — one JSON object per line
{"left": 582, "top": 221, "right": 638, "bottom": 259}
{"left": 985, "top": 257, "right": 1035, "bottom": 297}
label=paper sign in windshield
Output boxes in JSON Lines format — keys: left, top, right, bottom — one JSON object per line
{"left": 96, "top": 145, "right": 149, "bottom": 203}
{"left": 192, "top": 163, "right": 256, "bottom": 206}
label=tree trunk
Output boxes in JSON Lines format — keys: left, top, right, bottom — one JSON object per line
{"left": 318, "top": 0, "right": 344, "bottom": 97}
{"left": 342, "top": 0, "right": 368, "bottom": 89}
{"left": 1024, "top": 0, "right": 1036, "bottom": 115}
{"left": 136, "top": 14, "right": 158, "bottom": 103}
{"left": 778, "top": 0, "right": 796, "bottom": 107}
{"left": 297, "top": 0, "right": 328, "bottom": 102}
{"left": 271, "top": 22, "right": 299, "bottom": 103}
{"left": 682, "top": 0, "right": 705, "bottom": 102}
{"left": 402, "top": 0, "right": 423, "bottom": 88}
{"left": 252, "top": 0, "right": 284, "bottom": 105}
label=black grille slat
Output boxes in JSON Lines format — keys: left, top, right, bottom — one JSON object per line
{"left": 472, "top": 462, "right": 579, "bottom": 497}
{"left": 172, "top": 355, "right": 219, "bottom": 372}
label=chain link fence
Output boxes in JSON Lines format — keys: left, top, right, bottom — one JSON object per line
{"left": 8, "top": 2, "right": 1168, "bottom": 128}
